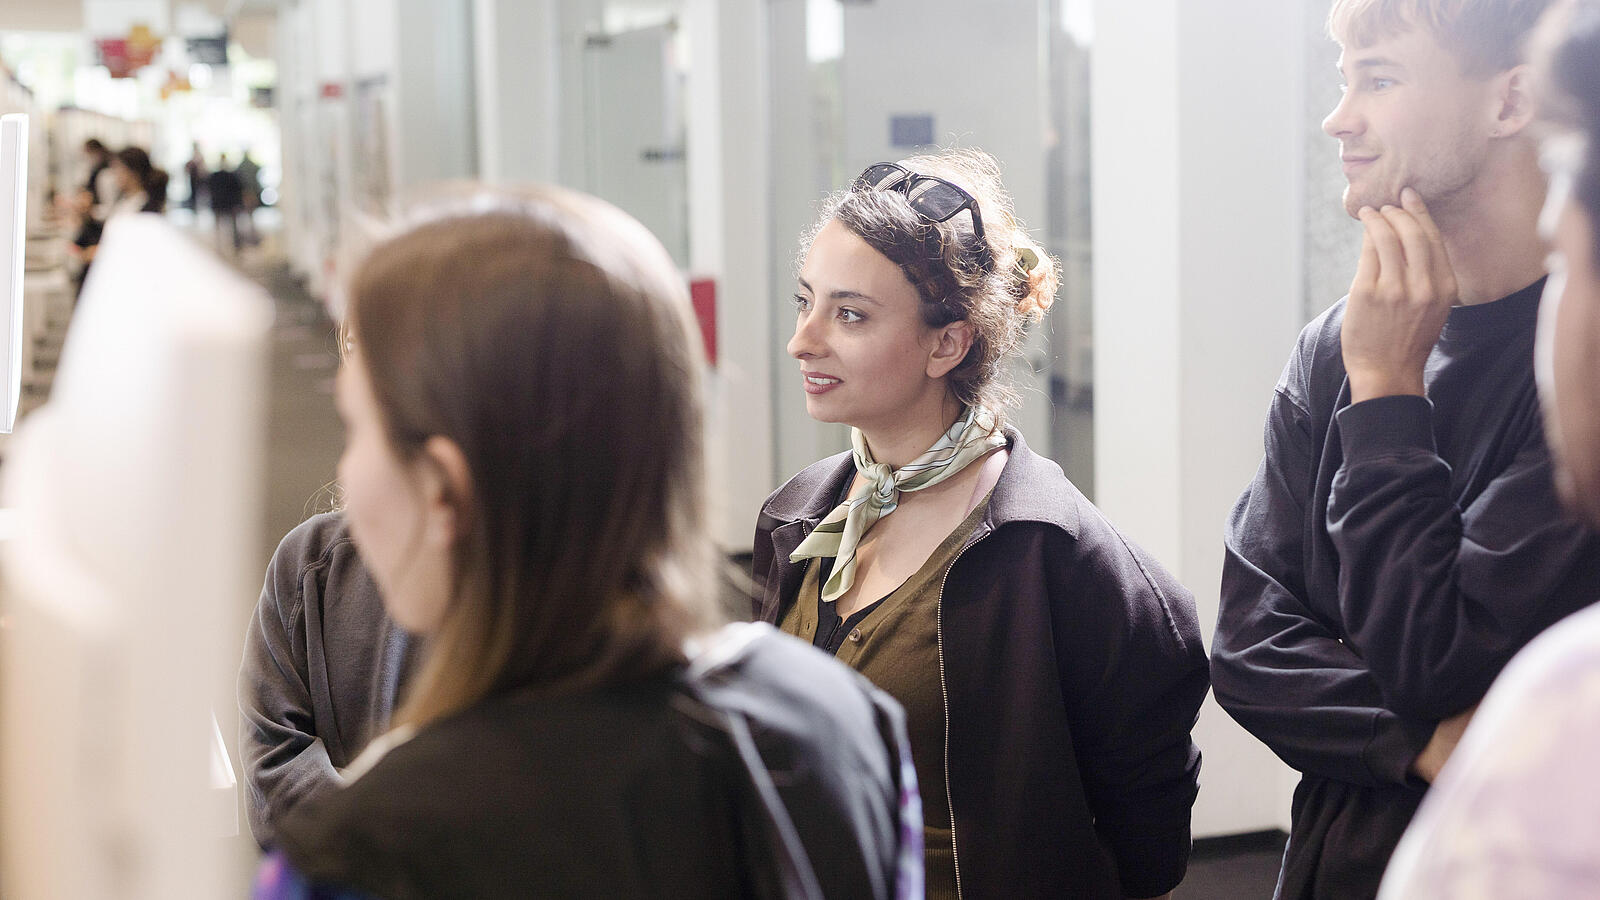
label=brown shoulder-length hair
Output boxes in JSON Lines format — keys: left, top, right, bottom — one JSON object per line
{"left": 344, "top": 185, "right": 721, "bottom": 730}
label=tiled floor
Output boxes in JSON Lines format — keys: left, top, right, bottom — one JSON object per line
{"left": 1183, "top": 830, "right": 1287, "bottom": 899}
{"left": 252, "top": 258, "right": 344, "bottom": 566}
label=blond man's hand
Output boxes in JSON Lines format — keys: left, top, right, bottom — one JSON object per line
{"left": 1341, "top": 187, "right": 1459, "bottom": 404}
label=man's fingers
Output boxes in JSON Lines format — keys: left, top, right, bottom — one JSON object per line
{"left": 1360, "top": 207, "right": 1406, "bottom": 298}
{"left": 1353, "top": 217, "right": 1380, "bottom": 294}
{"left": 1380, "top": 204, "right": 1430, "bottom": 269}
{"left": 1402, "top": 187, "right": 1460, "bottom": 303}
{"left": 1400, "top": 187, "right": 1444, "bottom": 245}
{"left": 1380, "top": 205, "right": 1436, "bottom": 300}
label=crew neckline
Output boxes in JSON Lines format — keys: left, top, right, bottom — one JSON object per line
{"left": 1437, "top": 277, "right": 1545, "bottom": 344}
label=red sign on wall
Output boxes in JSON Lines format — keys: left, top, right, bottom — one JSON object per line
{"left": 690, "top": 277, "right": 716, "bottom": 367}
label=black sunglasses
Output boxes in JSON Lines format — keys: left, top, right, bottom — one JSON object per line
{"left": 852, "top": 162, "right": 988, "bottom": 255}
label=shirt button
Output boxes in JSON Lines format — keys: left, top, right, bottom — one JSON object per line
{"left": 847, "top": 628, "right": 862, "bottom": 642}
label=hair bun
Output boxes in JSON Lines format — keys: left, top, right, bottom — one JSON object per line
{"left": 1012, "top": 242, "right": 1059, "bottom": 317}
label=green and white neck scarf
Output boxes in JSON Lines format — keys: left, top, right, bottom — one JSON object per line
{"left": 790, "top": 405, "right": 1007, "bottom": 603}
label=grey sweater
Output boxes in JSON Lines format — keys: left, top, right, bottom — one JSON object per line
{"left": 238, "top": 512, "right": 418, "bottom": 848}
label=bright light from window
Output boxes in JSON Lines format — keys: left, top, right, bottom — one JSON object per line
{"left": 1060, "top": 0, "right": 1093, "bottom": 45}
{"left": 806, "top": 0, "right": 843, "bottom": 64}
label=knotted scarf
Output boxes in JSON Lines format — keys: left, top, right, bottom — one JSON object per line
{"left": 789, "top": 406, "right": 1006, "bottom": 603}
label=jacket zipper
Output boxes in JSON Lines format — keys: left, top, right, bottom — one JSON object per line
{"left": 936, "top": 530, "right": 986, "bottom": 900}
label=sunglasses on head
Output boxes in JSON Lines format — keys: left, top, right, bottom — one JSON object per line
{"left": 852, "top": 162, "right": 989, "bottom": 259}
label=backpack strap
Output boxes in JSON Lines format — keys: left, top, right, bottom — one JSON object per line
{"left": 679, "top": 624, "right": 825, "bottom": 900}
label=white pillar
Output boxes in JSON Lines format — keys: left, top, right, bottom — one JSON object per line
{"left": 472, "top": 0, "right": 560, "bottom": 184}
{"left": 393, "top": 0, "right": 478, "bottom": 185}
{"left": 686, "top": 0, "right": 775, "bottom": 550}
{"left": 1092, "top": 0, "right": 1306, "bottom": 837}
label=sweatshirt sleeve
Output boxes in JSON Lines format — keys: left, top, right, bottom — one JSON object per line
{"left": 238, "top": 521, "right": 345, "bottom": 848}
{"left": 1053, "top": 520, "right": 1210, "bottom": 898}
{"left": 1326, "top": 394, "right": 1600, "bottom": 721}
{"left": 1213, "top": 376, "right": 1433, "bottom": 788}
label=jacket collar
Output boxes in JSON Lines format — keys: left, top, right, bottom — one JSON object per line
{"left": 762, "top": 425, "right": 1080, "bottom": 537}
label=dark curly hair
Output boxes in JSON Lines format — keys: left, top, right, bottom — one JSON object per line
{"left": 800, "top": 148, "right": 1061, "bottom": 421}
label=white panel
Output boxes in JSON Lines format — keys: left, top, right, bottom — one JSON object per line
{"left": 0, "top": 115, "right": 25, "bottom": 433}
{"left": 686, "top": 0, "right": 775, "bottom": 550}
{"left": 581, "top": 24, "right": 687, "bottom": 265}
{"left": 393, "top": 0, "right": 477, "bottom": 186}
{"left": 1091, "top": 0, "right": 1182, "bottom": 562}
{"left": 473, "top": 0, "right": 559, "bottom": 184}
{"left": 1094, "top": 0, "right": 1304, "bottom": 837}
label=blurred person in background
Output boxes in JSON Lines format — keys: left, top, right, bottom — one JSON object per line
{"left": 62, "top": 189, "right": 101, "bottom": 299}
{"left": 1380, "top": 0, "right": 1600, "bottom": 892}
{"left": 107, "top": 147, "right": 165, "bottom": 218}
{"left": 184, "top": 143, "right": 207, "bottom": 213}
{"left": 254, "top": 184, "right": 921, "bottom": 900}
{"left": 209, "top": 152, "right": 246, "bottom": 253}
{"left": 142, "top": 167, "right": 168, "bottom": 215}
{"left": 755, "top": 148, "right": 1208, "bottom": 900}
{"left": 81, "top": 138, "right": 113, "bottom": 213}
{"left": 236, "top": 150, "right": 262, "bottom": 246}
{"left": 1211, "top": 0, "right": 1600, "bottom": 896}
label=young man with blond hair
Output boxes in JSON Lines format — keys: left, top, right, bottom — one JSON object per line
{"left": 1213, "top": 0, "right": 1600, "bottom": 896}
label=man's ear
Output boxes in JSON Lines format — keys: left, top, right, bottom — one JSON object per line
{"left": 928, "top": 320, "right": 975, "bottom": 379}
{"left": 1489, "top": 64, "right": 1537, "bottom": 138}
{"left": 416, "top": 436, "right": 474, "bottom": 549}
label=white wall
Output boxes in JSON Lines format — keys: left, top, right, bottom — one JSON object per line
{"left": 473, "top": 0, "right": 560, "bottom": 184}
{"left": 393, "top": 0, "right": 476, "bottom": 187}
{"left": 1093, "top": 0, "right": 1306, "bottom": 837}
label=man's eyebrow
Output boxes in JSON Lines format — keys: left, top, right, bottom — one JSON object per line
{"left": 1340, "top": 55, "right": 1403, "bottom": 74}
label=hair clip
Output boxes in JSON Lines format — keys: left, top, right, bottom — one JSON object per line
{"left": 1013, "top": 246, "right": 1040, "bottom": 279}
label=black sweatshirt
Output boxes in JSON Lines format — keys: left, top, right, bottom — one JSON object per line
{"left": 278, "top": 624, "right": 917, "bottom": 900}
{"left": 238, "top": 512, "right": 418, "bottom": 848}
{"left": 1213, "top": 279, "right": 1600, "bottom": 900}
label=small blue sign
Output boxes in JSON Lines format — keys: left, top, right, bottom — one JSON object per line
{"left": 890, "top": 115, "right": 935, "bottom": 149}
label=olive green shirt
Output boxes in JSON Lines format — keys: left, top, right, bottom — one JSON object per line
{"left": 779, "top": 497, "right": 990, "bottom": 900}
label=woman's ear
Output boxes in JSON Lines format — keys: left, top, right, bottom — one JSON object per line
{"left": 927, "top": 320, "right": 975, "bottom": 379}
{"left": 416, "top": 436, "right": 475, "bottom": 549}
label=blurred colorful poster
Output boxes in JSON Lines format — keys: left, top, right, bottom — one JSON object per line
{"left": 94, "top": 24, "right": 161, "bottom": 78}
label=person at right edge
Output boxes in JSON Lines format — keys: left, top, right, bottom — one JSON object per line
{"left": 1212, "top": 1, "right": 1600, "bottom": 898}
